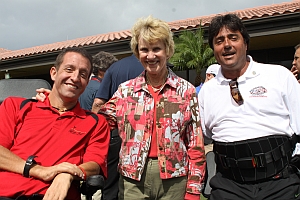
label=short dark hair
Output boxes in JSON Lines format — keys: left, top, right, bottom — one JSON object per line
{"left": 92, "top": 51, "right": 118, "bottom": 75}
{"left": 208, "top": 14, "right": 250, "bottom": 50}
{"left": 295, "top": 43, "right": 300, "bottom": 50}
{"left": 54, "top": 47, "right": 93, "bottom": 76}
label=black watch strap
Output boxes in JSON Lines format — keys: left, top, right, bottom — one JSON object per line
{"left": 23, "top": 155, "right": 37, "bottom": 178}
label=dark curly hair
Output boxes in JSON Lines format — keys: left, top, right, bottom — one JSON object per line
{"left": 92, "top": 51, "right": 118, "bottom": 75}
{"left": 208, "top": 14, "right": 250, "bottom": 50}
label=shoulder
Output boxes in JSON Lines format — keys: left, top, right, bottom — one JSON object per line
{"left": 119, "top": 77, "right": 138, "bottom": 89}
{"left": 253, "top": 61, "right": 292, "bottom": 78}
{"left": 1, "top": 97, "right": 27, "bottom": 108}
{"left": 0, "top": 97, "right": 29, "bottom": 119}
{"left": 170, "top": 70, "right": 195, "bottom": 89}
{"left": 88, "top": 80, "right": 101, "bottom": 89}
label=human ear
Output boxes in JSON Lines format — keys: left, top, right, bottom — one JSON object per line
{"left": 50, "top": 66, "right": 57, "bottom": 81}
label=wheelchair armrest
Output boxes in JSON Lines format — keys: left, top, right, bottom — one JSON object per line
{"left": 80, "top": 174, "right": 105, "bottom": 199}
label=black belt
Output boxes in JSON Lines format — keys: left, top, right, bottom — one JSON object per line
{"left": 0, "top": 194, "right": 43, "bottom": 200}
{"left": 214, "top": 134, "right": 296, "bottom": 182}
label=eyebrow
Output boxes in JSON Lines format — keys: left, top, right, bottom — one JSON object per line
{"left": 215, "top": 33, "right": 239, "bottom": 39}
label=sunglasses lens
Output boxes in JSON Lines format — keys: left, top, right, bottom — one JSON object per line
{"left": 229, "top": 79, "right": 244, "bottom": 105}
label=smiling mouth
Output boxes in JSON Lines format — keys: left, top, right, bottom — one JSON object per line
{"left": 66, "top": 83, "right": 78, "bottom": 89}
{"left": 223, "top": 52, "right": 235, "bottom": 56}
{"left": 147, "top": 60, "right": 158, "bottom": 65}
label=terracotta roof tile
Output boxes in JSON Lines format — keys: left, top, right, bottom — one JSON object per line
{"left": 0, "top": 48, "right": 11, "bottom": 53}
{"left": 1, "top": 0, "right": 299, "bottom": 60}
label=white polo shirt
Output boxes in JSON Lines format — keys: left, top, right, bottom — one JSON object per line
{"left": 198, "top": 56, "right": 300, "bottom": 145}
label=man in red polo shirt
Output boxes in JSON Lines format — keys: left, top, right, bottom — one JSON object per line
{"left": 0, "top": 47, "right": 110, "bottom": 200}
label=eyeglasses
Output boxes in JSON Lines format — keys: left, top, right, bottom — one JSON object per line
{"left": 229, "top": 78, "right": 244, "bottom": 105}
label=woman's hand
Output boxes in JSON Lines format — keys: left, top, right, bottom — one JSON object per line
{"left": 34, "top": 88, "right": 51, "bottom": 102}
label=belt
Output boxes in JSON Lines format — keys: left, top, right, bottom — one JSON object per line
{"left": 214, "top": 134, "right": 295, "bottom": 182}
{"left": 0, "top": 194, "right": 43, "bottom": 200}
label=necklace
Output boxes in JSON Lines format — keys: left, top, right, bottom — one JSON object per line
{"left": 149, "top": 84, "right": 163, "bottom": 93}
{"left": 146, "top": 72, "right": 168, "bottom": 93}
{"left": 52, "top": 106, "right": 74, "bottom": 112}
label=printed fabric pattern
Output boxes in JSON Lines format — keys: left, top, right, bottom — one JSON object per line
{"left": 100, "top": 68, "right": 206, "bottom": 194}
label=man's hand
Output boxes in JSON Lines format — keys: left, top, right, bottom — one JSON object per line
{"left": 43, "top": 173, "right": 73, "bottom": 200}
{"left": 31, "top": 162, "right": 84, "bottom": 182}
{"left": 290, "top": 66, "right": 300, "bottom": 83}
{"left": 34, "top": 88, "right": 51, "bottom": 102}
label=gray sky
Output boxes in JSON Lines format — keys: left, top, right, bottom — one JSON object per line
{"left": 0, "top": 0, "right": 291, "bottom": 50}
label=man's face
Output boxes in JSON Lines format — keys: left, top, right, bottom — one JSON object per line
{"left": 213, "top": 27, "right": 248, "bottom": 77}
{"left": 50, "top": 52, "right": 91, "bottom": 102}
{"left": 293, "top": 48, "right": 300, "bottom": 72}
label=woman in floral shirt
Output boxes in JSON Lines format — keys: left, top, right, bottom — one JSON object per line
{"left": 100, "top": 16, "right": 206, "bottom": 200}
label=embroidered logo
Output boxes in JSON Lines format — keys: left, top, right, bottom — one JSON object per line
{"left": 70, "top": 126, "right": 86, "bottom": 135}
{"left": 249, "top": 86, "right": 267, "bottom": 97}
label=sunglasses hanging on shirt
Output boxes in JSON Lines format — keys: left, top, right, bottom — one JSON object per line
{"left": 229, "top": 78, "right": 244, "bottom": 106}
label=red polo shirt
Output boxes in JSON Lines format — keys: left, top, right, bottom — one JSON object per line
{"left": 0, "top": 96, "right": 110, "bottom": 199}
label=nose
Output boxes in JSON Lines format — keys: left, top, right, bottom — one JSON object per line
{"left": 70, "top": 70, "right": 80, "bottom": 82}
{"left": 292, "top": 59, "right": 296, "bottom": 66}
{"left": 147, "top": 51, "right": 156, "bottom": 59}
{"left": 224, "top": 38, "right": 231, "bottom": 49}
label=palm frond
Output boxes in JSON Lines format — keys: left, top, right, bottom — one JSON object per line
{"left": 170, "top": 22, "right": 217, "bottom": 78}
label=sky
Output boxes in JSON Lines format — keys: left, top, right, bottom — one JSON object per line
{"left": 0, "top": 0, "right": 292, "bottom": 51}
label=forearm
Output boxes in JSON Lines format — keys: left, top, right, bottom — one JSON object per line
{"left": 0, "top": 145, "right": 25, "bottom": 174}
{"left": 186, "top": 124, "right": 206, "bottom": 194}
{"left": 78, "top": 161, "right": 101, "bottom": 180}
{"left": 92, "top": 98, "right": 106, "bottom": 113}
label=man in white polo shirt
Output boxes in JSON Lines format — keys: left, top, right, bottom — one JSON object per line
{"left": 199, "top": 13, "right": 300, "bottom": 200}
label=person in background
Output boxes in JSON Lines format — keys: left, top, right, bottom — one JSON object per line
{"left": 204, "top": 64, "right": 219, "bottom": 83}
{"left": 290, "top": 43, "right": 300, "bottom": 83}
{"left": 79, "top": 51, "right": 117, "bottom": 111}
{"left": 99, "top": 16, "right": 206, "bottom": 200}
{"left": 92, "top": 54, "right": 144, "bottom": 200}
{"left": 92, "top": 54, "right": 143, "bottom": 113}
{"left": 0, "top": 47, "right": 110, "bottom": 200}
{"left": 199, "top": 13, "right": 300, "bottom": 200}
{"left": 195, "top": 64, "right": 220, "bottom": 95}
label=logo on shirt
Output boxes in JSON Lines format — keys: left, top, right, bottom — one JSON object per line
{"left": 249, "top": 86, "right": 267, "bottom": 97}
{"left": 70, "top": 126, "right": 86, "bottom": 135}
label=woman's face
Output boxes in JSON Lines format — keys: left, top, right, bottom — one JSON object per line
{"left": 138, "top": 38, "right": 168, "bottom": 76}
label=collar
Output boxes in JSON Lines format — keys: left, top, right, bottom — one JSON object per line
{"left": 215, "top": 55, "right": 260, "bottom": 84}
{"left": 36, "top": 94, "right": 87, "bottom": 118}
{"left": 133, "top": 68, "right": 179, "bottom": 93}
{"left": 90, "top": 76, "right": 102, "bottom": 82}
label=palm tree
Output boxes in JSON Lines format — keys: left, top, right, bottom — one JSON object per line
{"left": 170, "top": 24, "right": 216, "bottom": 86}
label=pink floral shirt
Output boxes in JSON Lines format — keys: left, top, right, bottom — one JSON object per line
{"left": 100, "top": 68, "right": 206, "bottom": 194}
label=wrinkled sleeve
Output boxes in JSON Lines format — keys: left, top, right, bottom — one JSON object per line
{"left": 0, "top": 97, "right": 23, "bottom": 149}
{"left": 98, "top": 87, "right": 121, "bottom": 129}
{"left": 83, "top": 114, "right": 110, "bottom": 178}
{"left": 185, "top": 89, "right": 206, "bottom": 195}
{"left": 198, "top": 86, "right": 212, "bottom": 139}
{"left": 284, "top": 71, "right": 300, "bottom": 155}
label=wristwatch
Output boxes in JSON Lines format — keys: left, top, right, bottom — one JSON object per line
{"left": 23, "top": 155, "right": 37, "bottom": 178}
